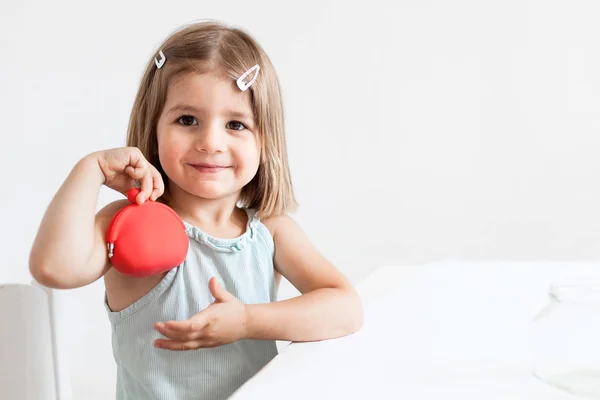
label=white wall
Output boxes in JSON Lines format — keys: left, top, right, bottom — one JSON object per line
{"left": 1, "top": 0, "right": 599, "bottom": 398}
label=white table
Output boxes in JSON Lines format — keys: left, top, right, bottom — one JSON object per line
{"left": 230, "top": 261, "right": 600, "bottom": 399}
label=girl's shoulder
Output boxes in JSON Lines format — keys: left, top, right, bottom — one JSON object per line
{"left": 258, "top": 212, "right": 295, "bottom": 242}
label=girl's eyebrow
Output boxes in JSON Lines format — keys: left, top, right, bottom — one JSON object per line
{"left": 225, "top": 110, "right": 254, "bottom": 121}
{"left": 166, "top": 104, "right": 201, "bottom": 114}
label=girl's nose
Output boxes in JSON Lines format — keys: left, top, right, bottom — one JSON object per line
{"left": 195, "top": 123, "right": 226, "bottom": 153}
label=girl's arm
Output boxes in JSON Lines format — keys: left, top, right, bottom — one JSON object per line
{"left": 30, "top": 147, "right": 162, "bottom": 289}
{"left": 245, "top": 215, "right": 364, "bottom": 342}
{"left": 29, "top": 155, "right": 123, "bottom": 289}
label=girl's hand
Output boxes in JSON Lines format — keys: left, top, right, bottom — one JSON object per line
{"left": 153, "top": 278, "right": 248, "bottom": 350}
{"left": 93, "top": 147, "right": 164, "bottom": 204}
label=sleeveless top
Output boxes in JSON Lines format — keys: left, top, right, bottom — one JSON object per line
{"left": 104, "top": 208, "right": 278, "bottom": 399}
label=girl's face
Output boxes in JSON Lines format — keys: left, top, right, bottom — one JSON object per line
{"left": 156, "top": 72, "right": 260, "bottom": 202}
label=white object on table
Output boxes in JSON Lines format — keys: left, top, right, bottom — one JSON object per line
{"left": 230, "top": 261, "right": 600, "bottom": 399}
{"left": 31, "top": 281, "right": 72, "bottom": 400}
{"left": 0, "top": 281, "right": 71, "bottom": 400}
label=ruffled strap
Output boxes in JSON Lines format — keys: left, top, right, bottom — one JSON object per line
{"left": 183, "top": 209, "right": 259, "bottom": 252}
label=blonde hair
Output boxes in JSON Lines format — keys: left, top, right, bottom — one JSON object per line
{"left": 126, "top": 20, "right": 297, "bottom": 218}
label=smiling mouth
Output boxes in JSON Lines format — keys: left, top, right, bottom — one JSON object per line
{"left": 190, "top": 164, "right": 229, "bottom": 173}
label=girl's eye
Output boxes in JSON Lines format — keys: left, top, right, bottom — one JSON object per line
{"left": 226, "top": 121, "right": 247, "bottom": 131}
{"left": 178, "top": 115, "right": 198, "bottom": 126}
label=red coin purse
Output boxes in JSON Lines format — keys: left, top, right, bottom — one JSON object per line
{"left": 105, "top": 188, "right": 189, "bottom": 278}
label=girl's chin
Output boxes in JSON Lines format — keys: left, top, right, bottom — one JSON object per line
{"left": 178, "top": 185, "right": 242, "bottom": 201}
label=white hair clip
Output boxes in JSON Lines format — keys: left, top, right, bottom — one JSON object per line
{"left": 155, "top": 50, "right": 166, "bottom": 69}
{"left": 236, "top": 64, "right": 260, "bottom": 91}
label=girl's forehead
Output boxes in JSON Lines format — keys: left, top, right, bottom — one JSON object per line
{"left": 166, "top": 72, "right": 252, "bottom": 112}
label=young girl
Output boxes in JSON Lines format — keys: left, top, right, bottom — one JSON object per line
{"left": 29, "top": 20, "right": 363, "bottom": 400}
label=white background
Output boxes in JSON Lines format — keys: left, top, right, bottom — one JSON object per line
{"left": 1, "top": 0, "right": 599, "bottom": 397}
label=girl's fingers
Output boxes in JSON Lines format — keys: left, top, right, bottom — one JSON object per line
{"left": 122, "top": 154, "right": 149, "bottom": 203}
{"left": 149, "top": 166, "right": 165, "bottom": 201}
{"left": 118, "top": 150, "right": 162, "bottom": 203}
{"left": 153, "top": 339, "right": 205, "bottom": 351}
{"left": 138, "top": 170, "right": 153, "bottom": 204}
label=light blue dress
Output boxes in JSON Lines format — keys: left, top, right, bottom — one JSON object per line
{"left": 105, "top": 208, "right": 278, "bottom": 399}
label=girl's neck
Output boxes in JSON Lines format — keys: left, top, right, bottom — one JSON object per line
{"left": 166, "top": 185, "right": 247, "bottom": 237}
